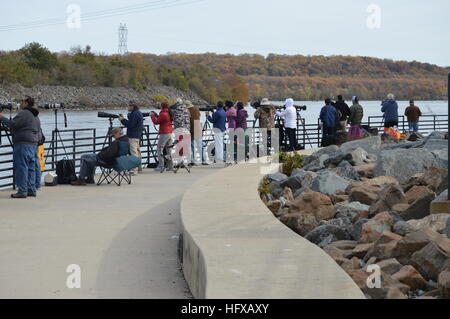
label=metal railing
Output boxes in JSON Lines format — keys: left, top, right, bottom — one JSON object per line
{"left": 1, "top": 114, "right": 448, "bottom": 189}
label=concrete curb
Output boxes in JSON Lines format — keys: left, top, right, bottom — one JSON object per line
{"left": 180, "top": 152, "right": 366, "bottom": 299}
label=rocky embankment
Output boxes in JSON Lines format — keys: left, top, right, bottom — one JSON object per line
{"left": 0, "top": 84, "right": 207, "bottom": 109}
{"left": 260, "top": 132, "right": 450, "bottom": 299}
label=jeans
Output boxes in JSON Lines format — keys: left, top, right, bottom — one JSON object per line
{"left": 408, "top": 122, "right": 419, "bottom": 133}
{"left": 157, "top": 134, "right": 173, "bottom": 168}
{"left": 191, "top": 138, "right": 208, "bottom": 164}
{"left": 213, "top": 130, "right": 225, "bottom": 163}
{"left": 129, "top": 138, "right": 142, "bottom": 172}
{"left": 13, "top": 143, "right": 37, "bottom": 195}
{"left": 79, "top": 154, "right": 99, "bottom": 180}
{"left": 285, "top": 127, "right": 297, "bottom": 151}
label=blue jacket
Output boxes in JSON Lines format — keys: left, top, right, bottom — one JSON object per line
{"left": 320, "top": 104, "right": 337, "bottom": 127}
{"left": 381, "top": 99, "right": 399, "bottom": 122}
{"left": 120, "top": 109, "right": 144, "bottom": 139}
{"left": 207, "top": 108, "right": 226, "bottom": 132}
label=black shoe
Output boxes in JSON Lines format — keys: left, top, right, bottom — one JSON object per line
{"left": 27, "top": 192, "right": 36, "bottom": 197}
{"left": 11, "top": 193, "right": 27, "bottom": 199}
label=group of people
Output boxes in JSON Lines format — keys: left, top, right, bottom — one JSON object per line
{"left": 1, "top": 93, "right": 426, "bottom": 198}
{"left": 319, "top": 93, "right": 423, "bottom": 141}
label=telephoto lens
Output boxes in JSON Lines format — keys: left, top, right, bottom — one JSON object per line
{"left": 97, "top": 112, "right": 119, "bottom": 119}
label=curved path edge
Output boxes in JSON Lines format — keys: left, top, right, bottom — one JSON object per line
{"left": 180, "top": 152, "right": 366, "bottom": 299}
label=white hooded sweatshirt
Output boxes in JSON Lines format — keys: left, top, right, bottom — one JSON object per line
{"left": 276, "top": 98, "right": 297, "bottom": 129}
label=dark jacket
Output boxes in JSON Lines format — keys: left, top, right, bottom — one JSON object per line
{"left": 120, "top": 109, "right": 144, "bottom": 139}
{"left": 320, "top": 104, "right": 337, "bottom": 128}
{"left": 405, "top": 105, "right": 422, "bottom": 123}
{"left": 151, "top": 108, "right": 173, "bottom": 134}
{"left": 334, "top": 100, "right": 351, "bottom": 121}
{"left": 381, "top": 99, "right": 399, "bottom": 122}
{"left": 207, "top": 108, "right": 227, "bottom": 132}
{"left": 0, "top": 107, "right": 39, "bottom": 145}
{"left": 98, "top": 135, "right": 130, "bottom": 166}
{"left": 349, "top": 102, "right": 364, "bottom": 126}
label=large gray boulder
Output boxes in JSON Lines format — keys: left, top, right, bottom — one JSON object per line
{"left": 335, "top": 202, "right": 371, "bottom": 220}
{"left": 305, "top": 225, "right": 351, "bottom": 247}
{"left": 340, "top": 136, "right": 382, "bottom": 156}
{"left": 333, "top": 160, "right": 360, "bottom": 180}
{"left": 311, "top": 145, "right": 339, "bottom": 158}
{"left": 311, "top": 171, "right": 352, "bottom": 196}
{"left": 302, "top": 154, "right": 330, "bottom": 172}
{"left": 374, "top": 148, "right": 448, "bottom": 183}
{"left": 266, "top": 172, "right": 288, "bottom": 183}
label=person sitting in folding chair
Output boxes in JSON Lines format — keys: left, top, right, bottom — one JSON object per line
{"left": 71, "top": 127, "right": 139, "bottom": 186}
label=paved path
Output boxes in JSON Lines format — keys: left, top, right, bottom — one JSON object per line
{"left": 0, "top": 165, "right": 221, "bottom": 299}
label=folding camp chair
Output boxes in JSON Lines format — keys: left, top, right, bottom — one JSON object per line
{"left": 96, "top": 154, "right": 140, "bottom": 186}
{"left": 97, "top": 162, "right": 132, "bottom": 186}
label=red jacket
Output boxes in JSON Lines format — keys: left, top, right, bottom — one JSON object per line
{"left": 151, "top": 108, "right": 173, "bottom": 134}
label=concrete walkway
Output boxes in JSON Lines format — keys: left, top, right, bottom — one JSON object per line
{"left": 0, "top": 165, "right": 221, "bottom": 299}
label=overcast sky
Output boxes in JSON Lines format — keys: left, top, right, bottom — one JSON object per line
{"left": 1, "top": 0, "right": 449, "bottom": 66}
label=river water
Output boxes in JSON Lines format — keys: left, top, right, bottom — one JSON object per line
{"left": 19, "top": 100, "right": 450, "bottom": 137}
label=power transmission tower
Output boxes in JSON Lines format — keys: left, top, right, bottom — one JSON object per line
{"left": 118, "top": 23, "right": 128, "bottom": 55}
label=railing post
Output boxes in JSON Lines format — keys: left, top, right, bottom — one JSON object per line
{"left": 73, "top": 131, "right": 76, "bottom": 162}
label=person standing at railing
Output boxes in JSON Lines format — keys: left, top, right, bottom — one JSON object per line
{"left": 381, "top": 93, "right": 399, "bottom": 128}
{"left": 320, "top": 98, "right": 337, "bottom": 138}
{"left": 0, "top": 96, "right": 39, "bottom": 198}
{"left": 254, "top": 98, "right": 277, "bottom": 153}
{"left": 334, "top": 95, "right": 351, "bottom": 132}
{"left": 119, "top": 101, "right": 144, "bottom": 175}
{"left": 151, "top": 101, "right": 174, "bottom": 172}
{"left": 33, "top": 104, "right": 45, "bottom": 191}
{"left": 206, "top": 101, "right": 226, "bottom": 164}
{"left": 404, "top": 100, "right": 422, "bottom": 133}
{"left": 186, "top": 100, "right": 209, "bottom": 166}
{"left": 225, "top": 100, "right": 237, "bottom": 130}
{"left": 276, "top": 98, "right": 298, "bottom": 151}
{"left": 348, "top": 96, "right": 364, "bottom": 139}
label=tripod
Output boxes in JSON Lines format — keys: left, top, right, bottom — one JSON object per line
{"left": 297, "top": 111, "right": 312, "bottom": 148}
{"left": 45, "top": 108, "right": 70, "bottom": 169}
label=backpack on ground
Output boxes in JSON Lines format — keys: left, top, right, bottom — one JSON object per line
{"left": 56, "top": 159, "right": 77, "bottom": 184}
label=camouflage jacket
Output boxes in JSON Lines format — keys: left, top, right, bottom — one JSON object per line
{"left": 254, "top": 105, "right": 277, "bottom": 129}
{"left": 170, "top": 103, "right": 191, "bottom": 131}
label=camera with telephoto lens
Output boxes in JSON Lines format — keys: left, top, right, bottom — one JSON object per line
{"left": 97, "top": 112, "right": 120, "bottom": 119}
{"left": 41, "top": 103, "right": 66, "bottom": 110}
{"left": 0, "top": 103, "right": 13, "bottom": 112}
{"left": 199, "top": 105, "right": 216, "bottom": 112}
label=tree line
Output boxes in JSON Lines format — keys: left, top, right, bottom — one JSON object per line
{"left": 0, "top": 43, "right": 448, "bottom": 103}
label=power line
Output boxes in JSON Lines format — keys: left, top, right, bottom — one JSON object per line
{"left": 0, "top": 0, "right": 205, "bottom": 32}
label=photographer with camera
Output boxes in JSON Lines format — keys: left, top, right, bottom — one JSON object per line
{"left": 254, "top": 98, "right": 277, "bottom": 152}
{"left": 186, "top": 101, "right": 209, "bottom": 166}
{"left": 118, "top": 101, "right": 144, "bottom": 174}
{"left": 276, "top": 98, "right": 298, "bottom": 151}
{"left": 71, "top": 127, "right": 130, "bottom": 186}
{"left": 206, "top": 101, "right": 226, "bottom": 164}
{"left": 151, "top": 101, "right": 174, "bottom": 172}
{"left": 334, "top": 95, "right": 351, "bottom": 132}
{"left": 320, "top": 98, "right": 337, "bottom": 138}
{"left": 0, "top": 96, "right": 40, "bottom": 198}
